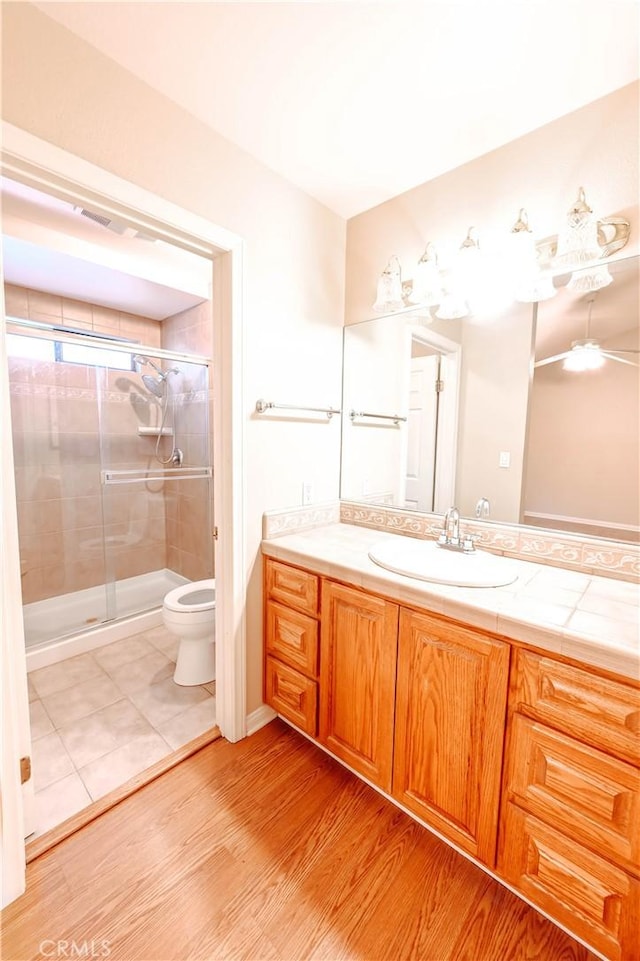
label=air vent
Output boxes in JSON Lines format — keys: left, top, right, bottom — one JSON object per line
{"left": 78, "top": 208, "right": 112, "bottom": 228}
{"left": 73, "top": 205, "right": 155, "bottom": 241}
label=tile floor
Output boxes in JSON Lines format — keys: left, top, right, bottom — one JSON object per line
{"left": 27, "top": 623, "right": 216, "bottom": 839}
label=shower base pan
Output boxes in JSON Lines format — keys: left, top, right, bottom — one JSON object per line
{"left": 23, "top": 569, "right": 188, "bottom": 668}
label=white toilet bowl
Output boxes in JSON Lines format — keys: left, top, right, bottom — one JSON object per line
{"left": 162, "top": 578, "right": 215, "bottom": 686}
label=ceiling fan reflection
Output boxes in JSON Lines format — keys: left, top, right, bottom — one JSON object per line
{"left": 535, "top": 294, "right": 639, "bottom": 372}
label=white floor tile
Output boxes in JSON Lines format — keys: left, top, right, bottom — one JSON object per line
{"left": 57, "top": 698, "right": 155, "bottom": 769}
{"left": 79, "top": 732, "right": 172, "bottom": 801}
{"left": 32, "top": 731, "right": 76, "bottom": 791}
{"left": 128, "top": 676, "right": 209, "bottom": 727}
{"left": 106, "top": 649, "right": 175, "bottom": 695}
{"left": 40, "top": 674, "right": 122, "bottom": 728}
{"left": 30, "top": 652, "right": 105, "bottom": 699}
{"left": 93, "top": 635, "right": 156, "bottom": 673}
{"left": 156, "top": 697, "right": 217, "bottom": 751}
{"left": 29, "top": 699, "right": 54, "bottom": 740}
{"left": 33, "top": 773, "right": 92, "bottom": 839}
{"left": 145, "top": 628, "right": 179, "bottom": 662}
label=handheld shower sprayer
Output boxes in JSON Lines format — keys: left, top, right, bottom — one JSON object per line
{"left": 133, "top": 355, "right": 182, "bottom": 465}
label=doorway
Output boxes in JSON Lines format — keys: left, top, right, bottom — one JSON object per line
{"left": 1, "top": 123, "right": 246, "bottom": 906}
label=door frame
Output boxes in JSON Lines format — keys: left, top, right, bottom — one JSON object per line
{"left": 404, "top": 326, "right": 461, "bottom": 513}
{"left": 0, "top": 123, "right": 247, "bottom": 904}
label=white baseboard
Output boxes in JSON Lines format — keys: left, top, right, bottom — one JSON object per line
{"left": 246, "top": 704, "right": 277, "bottom": 736}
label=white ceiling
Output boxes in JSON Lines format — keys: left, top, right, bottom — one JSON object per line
{"left": 33, "top": 0, "right": 640, "bottom": 219}
{"left": 1, "top": 177, "right": 211, "bottom": 319}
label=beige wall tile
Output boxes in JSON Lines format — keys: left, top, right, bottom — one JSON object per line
{"left": 4, "top": 283, "right": 29, "bottom": 317}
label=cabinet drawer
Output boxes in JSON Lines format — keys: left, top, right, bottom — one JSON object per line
{"left": 265, "top": 559, "right": 319, "bottom": 616}
{"left": 506, "top": 714, "right": 640, "bottom": 872}
{"left": 499, "top": 802, "right": 640, "bottom": 961}
{"left": 265, "top": 656, "right": 317, "bottom": 736}
{"left": 513, "top": 650, "right": 640, "bottom": 766}
{"left": 266, "top": 600, "right": 319, "bottom": 678}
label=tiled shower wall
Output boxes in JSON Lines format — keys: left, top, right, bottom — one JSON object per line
{"left": 6, "top": 285, "right": 213, "bottom": 605}
{"left": 161, "top": 300, "right": 214, "bottom": 583}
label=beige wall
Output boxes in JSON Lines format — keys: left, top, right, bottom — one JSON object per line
{"left": 1, "top": 3, "right": 346, "bottom": 715}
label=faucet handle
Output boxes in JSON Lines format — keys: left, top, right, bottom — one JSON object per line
{"left": 462, "top": 533, "right": 477, "bottom": 553}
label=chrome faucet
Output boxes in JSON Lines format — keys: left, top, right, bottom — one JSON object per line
{"left": 438, "top": 506, "right": 475, "bottom": 553}
{"left": 475, "top": 497, "right": 490, "bottom": 519}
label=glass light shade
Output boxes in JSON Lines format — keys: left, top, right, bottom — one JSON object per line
{"left": 412, "top": 253, "right": 443, "bottom": 306}
{"left": 515, "top": 272, "right": 557, "bottom": 303}
{"left": 553, "top": 188, "right": 601, "bottom": 268}
{"left": 567, "top": 264, "right": 613, "bottom": 293}
{"left": 372, "top": 256, "right": 403, "bottom": 313}
{"left": 562, "top": 342, "right": 605, "bottom": 372}
{"left": 435, "top": 291, "right": 468, "bottom": 320}
{"left": 454, "top": 229, "right": 483, "bottom": 300}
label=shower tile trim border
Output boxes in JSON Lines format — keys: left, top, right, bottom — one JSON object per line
{"left": 262, "top": 501, "right": 639, "bottom": 582}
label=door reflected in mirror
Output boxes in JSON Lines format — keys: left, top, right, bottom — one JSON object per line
{"left": 340, "top": 255, "right": 639, "bottom": 544}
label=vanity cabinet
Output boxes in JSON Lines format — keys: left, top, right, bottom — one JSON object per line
{"left": 499, "top": 650, "right": 640, "bottom": 961}
{"left": 264, "top": 559, "right": 320, "bottom": 736}
{"left": 319, "top": 581, "right": 399, "bottom": 792}
{"left": 393, "top": 609, "right": 510, "bottom": 866}
{"left": 262, "top": 554, "right": 640, "bottom": 959}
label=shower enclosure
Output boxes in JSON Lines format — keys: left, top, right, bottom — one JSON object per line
{"left": 6, "top": 318, "right": 214, "bottom": 649}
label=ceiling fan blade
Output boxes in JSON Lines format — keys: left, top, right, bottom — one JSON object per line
{"left": 603, "top": 348, "right": 640, "bottom": 355}
{"left": 534, "top": 351, "right": 569, "bottom": 368}
{"left": 601, "top": 352, "right": 639, "bottom": 367}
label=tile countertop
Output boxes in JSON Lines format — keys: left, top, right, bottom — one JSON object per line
{"left": 262, "top": 523, "right": 640, "bottom": 683}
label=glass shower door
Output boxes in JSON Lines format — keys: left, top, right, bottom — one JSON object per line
{"left": 97, "top": 350, "right": 213, "bottom": 622}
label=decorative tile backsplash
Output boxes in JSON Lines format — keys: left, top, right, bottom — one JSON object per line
{"left": 263, "top": 501, "right": 639, "bottom": 581}
{"left": 263, "top": 502, "right": 341, "bottom": 539}
{"left": 339, "top": 502, "right": 640, "bottom": 582}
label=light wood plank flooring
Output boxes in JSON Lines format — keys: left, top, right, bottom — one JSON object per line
{"left": 2, "top": 719, "right": 598, "bottom": 961}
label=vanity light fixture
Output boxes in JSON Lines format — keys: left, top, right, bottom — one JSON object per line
{"left": 372, "top": 255, "right": 404, "bottom": 313}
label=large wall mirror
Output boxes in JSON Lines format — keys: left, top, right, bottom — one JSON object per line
{"left": 340, "top": 254, "right": 639, "bottom": 544}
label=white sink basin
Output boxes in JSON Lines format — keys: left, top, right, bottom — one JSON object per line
{"left": 368, "top": 538, "right": 519, "bottom": 588}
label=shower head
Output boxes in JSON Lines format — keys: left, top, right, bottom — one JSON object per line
{"left": 142, "top": 373, "right": 165, "bottom": 398}
{"left": 135, "top": 356, "right": 180, "bottom": 397}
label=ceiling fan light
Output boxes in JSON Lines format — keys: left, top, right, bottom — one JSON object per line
{"left": 567, "top": 263, "right": 613, "bottom": 293}
{"left": 562, "top": 342, "right": 605, "bottom": 372}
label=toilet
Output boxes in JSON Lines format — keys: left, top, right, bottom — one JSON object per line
{"left": 162, "top": 578, "right": 216, "bottom": 686}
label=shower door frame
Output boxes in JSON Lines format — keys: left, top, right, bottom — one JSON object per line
{"left": 1, "top": 123, "right": 247, "bottom": 904}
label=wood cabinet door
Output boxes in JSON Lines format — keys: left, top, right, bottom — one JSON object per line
{"left": 265, "top": 656, "right": 317, "bottom": 736}
{"left": 505, "top": 714, "right": 640, "bottom": 872}
{"left": 513, "top": 650, "right": 640, "bottom": 767}
{"left": 265, "top": 600, "right": 319, "bottom": 678}
{"left": 319, "top": 581, "right": 399, "bottom": 792}
{"left": 500, "top": 802, "right": 640, "bottom": 961}
{"left": 393, "top": 609, "right": 510, "bottom": 866}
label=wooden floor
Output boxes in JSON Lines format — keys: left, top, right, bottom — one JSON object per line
{"left": 2, "top": 719, "right": 598, "bottom": 961}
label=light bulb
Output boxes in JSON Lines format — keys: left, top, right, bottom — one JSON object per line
{"left": 562, "top": 342, "right": 605, "bottom": 372}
